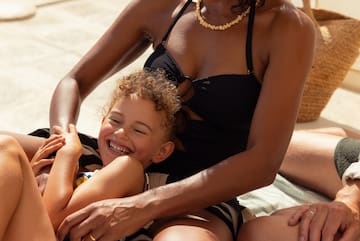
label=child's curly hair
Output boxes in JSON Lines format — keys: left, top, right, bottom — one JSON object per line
{"left": 103, "top": 69, "right": 181, "bottom": 140}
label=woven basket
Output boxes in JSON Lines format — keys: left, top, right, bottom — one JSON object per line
{"left": 297, "top": 0, "right": 360, "bottom": 122}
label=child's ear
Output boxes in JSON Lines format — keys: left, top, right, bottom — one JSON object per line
{"left": 152, "top": 141, "right": 175, "bottom": 164}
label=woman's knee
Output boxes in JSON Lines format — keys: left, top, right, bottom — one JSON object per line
{"left": 153, "top": 225, "right": 215, "bottom": 241}
{"left": 152, "top": 210, "right": 232, "bottom": 241}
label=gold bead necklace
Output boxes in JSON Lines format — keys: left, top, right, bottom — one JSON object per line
{"left": 196, "top": 0, "right": 254, "bottom": 31}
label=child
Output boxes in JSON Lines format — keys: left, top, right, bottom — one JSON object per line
{"left": 0, "top": 69, "right": 180, "bottom": 241}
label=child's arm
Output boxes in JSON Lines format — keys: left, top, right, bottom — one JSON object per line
{"left": 42, "top": 124, "right": 82, "bottom": 228}
{"left": 43, "top": 125, "right": 144, "bottom": 229}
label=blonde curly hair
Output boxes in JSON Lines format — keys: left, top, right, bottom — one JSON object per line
{"left": 103, "top": 69, "right": 181, "bottom": 139}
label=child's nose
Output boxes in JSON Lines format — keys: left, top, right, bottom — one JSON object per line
{"left": 114, "top": 127, "right": 130, "bottom": 139}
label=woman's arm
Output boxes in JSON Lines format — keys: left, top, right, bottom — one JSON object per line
{"left": 49, "top": 0, "right": 155, "bottom": 131}
{"left": 43, "top": 125, "right": 144, "bottom": 229}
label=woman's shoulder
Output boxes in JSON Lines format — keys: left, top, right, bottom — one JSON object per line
{"left": 129, "top": 0, "right": 189, "bottom": 39}
{"left": 264, "top": 0, "right": 315, "bottom": 33}
{"left": 255, "top": 0, "right": 315, "bottom": 48}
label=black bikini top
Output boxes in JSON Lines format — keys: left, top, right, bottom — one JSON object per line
{"left": 144, "top": 0, "right": 261, "bottom": 134}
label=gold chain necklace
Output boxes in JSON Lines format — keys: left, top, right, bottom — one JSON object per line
{"left": 196, "top": 0, "right": 253, "bottom": 31}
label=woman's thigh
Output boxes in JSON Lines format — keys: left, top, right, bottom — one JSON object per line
{"left": 150, "top": 209, "right": 233, "bottom": 241}
{"left": 237, "top": 209, "right": 298, "bottom": 241}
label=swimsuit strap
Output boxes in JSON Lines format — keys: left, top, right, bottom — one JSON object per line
{"left": 246, "top": 0, "right": 256, "bottom": 74}
{"left": 161, "top": 0, "right": 193, "bottom": 42}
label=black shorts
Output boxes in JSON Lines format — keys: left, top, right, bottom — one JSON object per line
{"left": 334, "top": 137, "right": 360, "bottom": 178}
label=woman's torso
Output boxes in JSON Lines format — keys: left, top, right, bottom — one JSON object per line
{"left": 141, "top": 0, "right": 284, "bottom": 180}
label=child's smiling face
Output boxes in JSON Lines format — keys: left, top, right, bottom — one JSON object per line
{"left": 98, "top": 95, "right": 170, "bottom": 168}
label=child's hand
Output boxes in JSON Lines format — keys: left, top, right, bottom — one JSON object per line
{"left": 31, "top": 134, "right": 65, "bottom": 175}
{"left": 55, "top": 124, "right": 83, "bottom": 159}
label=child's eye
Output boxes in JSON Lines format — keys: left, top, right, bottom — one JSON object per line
{"left": 109, "top": 118, "right": 121, "bottom": 124}
{"left": 134, "top": 128, "right": 146, "bottom": 135}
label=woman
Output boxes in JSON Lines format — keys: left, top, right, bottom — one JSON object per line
{"left": 52, "top": 0, "right": 316, "bottom": 240}
{"left": 20, "top": 0, "right": 317, "bottom": 240}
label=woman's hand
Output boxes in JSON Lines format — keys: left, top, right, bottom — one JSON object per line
{"left": 288, "top": 201, "right": 360, "bottom": 241}
{"left": 57, "top": 197, "right": 151, "bottom": 241}
{"left": 30, "top": 134, "right": 65, "bottom": 175}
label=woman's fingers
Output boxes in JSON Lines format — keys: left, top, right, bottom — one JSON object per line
{"left": 297, "top": 207, "right": 318, "bottom": 241}
{"left": 57, "top": 207, "right": 92, "bottom": 241}
{"left": 288, "top": 205, "right": 309, "bottom": 226}
{"left": 291, "top": 202, "right": 358, "bottom": 241}
{"left": 306, "top": 206, "right": 328, "bottom": 241}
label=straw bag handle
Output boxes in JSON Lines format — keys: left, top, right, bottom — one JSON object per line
{"left": 301, "top": 0, "right": 319, "bottom": 27}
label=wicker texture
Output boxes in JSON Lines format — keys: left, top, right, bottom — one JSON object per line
{"left": 297, "top": 0, "right": 360, "bottom": 122}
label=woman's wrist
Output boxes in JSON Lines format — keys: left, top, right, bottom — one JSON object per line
{"left": 137, "top": 187, "right": 167, "bottom": 220}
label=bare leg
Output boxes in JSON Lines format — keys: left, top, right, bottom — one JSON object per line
{"left": 151, "top": 209, "right": 233, "bottom": 241}
{"left": 0, "top": 130, "right": 46, "bottom": 160}
{"left": 237, "top": 207, "right": 342, "bottom": 241}
{"left": 238, "top": 214, "right": 298, "bottom": 241}
{"left": 0, "top": 135, "right": 55, "bottom": 241}
{"left": 280, "top": 127, "right": 357, "bottom": 199}
{"left": 299, "top": 127, "right": 360, "bottom": 138}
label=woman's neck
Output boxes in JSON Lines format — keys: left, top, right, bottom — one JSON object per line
{"left": 199, "top": 0, "right": 239, "bottom": 21}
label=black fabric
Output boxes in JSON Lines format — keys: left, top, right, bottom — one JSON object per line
{"left": 143, "top": 4, "right": 262, "bottom": 236}
{"left": 334, "top": 137, "right": 360, "bottom": 178}
{"left": 246, "top": 0, "right": 257, "bottom": 74}
{"left": 144, "top": 1, "right": 261, "bottom": 180}
{"left": 143, "top": 2, "right": 261, "bottom": 237}
{"left": 205, "top": 199, "right": 245, "bottom": 240}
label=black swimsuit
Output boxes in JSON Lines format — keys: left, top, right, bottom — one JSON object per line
{"left": 145, "top": 0, "right": 260, "bottom": 182}
{"left": 144, "top": 0, "right": 261, "bottom": 238}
